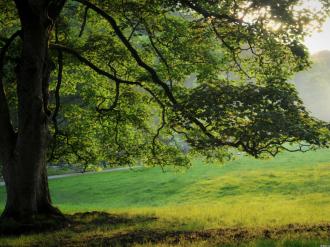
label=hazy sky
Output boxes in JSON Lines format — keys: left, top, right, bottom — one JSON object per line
{"left": 305, "top": 18, "right": 330, "bottom": 54}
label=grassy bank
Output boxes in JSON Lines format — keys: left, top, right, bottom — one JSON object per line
{"left": 0, "top": 149, "right": 330, "bottom": 246}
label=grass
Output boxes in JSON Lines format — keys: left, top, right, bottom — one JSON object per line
{"left": 47, "top": 166, "right": 77, "bottom": 176}
{"left": 0, "top": 149, "right": 330, "bottom": 246}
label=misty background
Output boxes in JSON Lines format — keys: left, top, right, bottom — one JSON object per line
{"left": 294, "top": 50, "right": 330, "bottom": 122}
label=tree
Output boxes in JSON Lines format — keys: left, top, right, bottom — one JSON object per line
{"left": 0, "top": 0, "right": 329, "bottom": 225}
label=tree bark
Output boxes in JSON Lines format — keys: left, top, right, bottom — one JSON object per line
{"left": 0, "top": 0, "right": 64, "bottom": 223}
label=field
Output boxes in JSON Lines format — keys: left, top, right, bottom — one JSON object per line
{"left": 0, "top": 149, "right": 330, "bottom": 246}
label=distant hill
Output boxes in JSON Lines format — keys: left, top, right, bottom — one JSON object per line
{"left": 294, "top": 50, "right": 330, "bottom": 121}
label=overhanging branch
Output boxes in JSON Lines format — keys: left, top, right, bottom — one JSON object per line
{"left": 79, "top": 6, "right": 89, "bottom": 37}
{"left": 58, "top": 2, "right": 296, "bottom": 157}
{"left": 180, "top": 0, "right": 243, "bottom": 24}
{"left": 74, "top": 0, "right": 177, "bottom": 105}
{"left": 96, "top": 80, "right": 120, "bottom": 113}
{"left": 69, "top": 0, "right": 244, "bottom": 150}
{"left": 50, "top": 44, "right": 139, "bottom": 85}
{"left": 144, "top": 22, "right": 173, "bottom": 89}
{"left": 49, "top": 43, "right": 167, "bottom": 110}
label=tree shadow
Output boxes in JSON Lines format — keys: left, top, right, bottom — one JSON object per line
{"left": 77, "top": 218, "right": 330, "bottom": 247}
{"left": 82, "top": 228, "right": 256, "bottom": 247}
{"left": 69, "top": 211, "right": 157, "bottom": 231}
{"left": 0, "top": 211, "right": 157, "bottom": 236}
{"left": 0, "top": 213, "right": 70, "bottom": 236}
{"left": 1, "top": 211, "right": 329, "bottom": 246}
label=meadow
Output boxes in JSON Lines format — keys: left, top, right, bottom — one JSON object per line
{"left": 0, "top": 149, "right": 330, "bottom": 246}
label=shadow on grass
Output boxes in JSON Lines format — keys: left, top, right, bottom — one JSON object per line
{"left": 68, "top": 212, "right": 330, "bottom": 246}
{"left": 0, "top": 211, "right": 157, "bottom": 236}
{"left": 1, "top": 211, "right": 329, "bottom": 246}
{"left": 73, "top": 213, "right": 330, "bottom": 247}
{"left": 71, "top": 211, "right": 157, "bottom": 225}
{"left": 69, "top": 211, "right": 158, "bottom": 232}
{"left": 84, "top": 225, "right": 330, "bottom": 246}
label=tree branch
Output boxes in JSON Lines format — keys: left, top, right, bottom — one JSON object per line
{"left": 0, "top": 30, "right": 21, "bottom": 162}
{"left": 52, "top": 49, "right": 63, "bottom": 134}
{"left": 52, "top": 3, "right": 280, "bottom": 156}
{"left": 48, "top": 48, "right": 63, "bottom": 162}
{"left": 50, "top": 43, "right": 140, "bottom": 86}
{"left": 96, "top": 80, "right": 120, "bottom": 113}
{"left": 211, "top": 22, "right": 251, "bottom": 79}
{"left": 69, "top": 1, "right": 245, "bottom": 150}
{"left": 144, "top": 22, "right": 173, "bottom": 89}
{"left": 79, "top": 6, "right": 89, "bottom": 37}
{"left": 74, "top": 0, "right": 177, "bottom": 104}
{"left": 49, "top": 43, "right": 168, "bottom": 108}
{"left": 179, "top": 0, "right": 243, "bottom": 24}
{"left": 152, "top": 105, "right": 166, "bottom": 156}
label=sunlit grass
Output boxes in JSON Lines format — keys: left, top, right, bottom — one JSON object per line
{"left": 0, "top": 149, "right": 330, "bottom": 246}
{"left": 119, "top": 193, "right": 329, "bottom": 230}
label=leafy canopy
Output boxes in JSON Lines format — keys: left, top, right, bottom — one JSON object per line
{"left": 1, "top": 0, "right": 329, "bottom": 169}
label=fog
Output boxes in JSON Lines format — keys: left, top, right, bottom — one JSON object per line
{"left": 294, "top": 50, "right": 330, "bottom": 122}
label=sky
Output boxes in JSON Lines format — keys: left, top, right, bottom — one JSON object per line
{"left": 304, "top": 17, "right": 330, "bottom": 54}
{"left": 301, "top": 0, "right": 330, "bottom": 54}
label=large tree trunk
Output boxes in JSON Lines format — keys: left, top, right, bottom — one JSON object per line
{"left": 0, "top": 0, "right": 64, "bottom": 223}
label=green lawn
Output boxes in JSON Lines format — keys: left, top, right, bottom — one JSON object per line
{"left": 0, "top": 149, "right": 330, "bottom": 246}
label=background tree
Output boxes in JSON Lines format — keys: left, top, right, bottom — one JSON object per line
{"left": 0, "top": 0, "right": 329, "bottom": 225}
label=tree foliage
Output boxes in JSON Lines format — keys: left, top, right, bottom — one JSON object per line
{"left": 1, "top": 0, "right": 329, "bottom": 170}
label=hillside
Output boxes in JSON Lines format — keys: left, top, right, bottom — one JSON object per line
{"left": 294, "top": 50, "right": 330, "bottom": 121}
{"left": 1, "top": 150, "right": 329, "bottom": 225}
{"left": 1, "top": 150, "right": 330, "bottom": 246}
